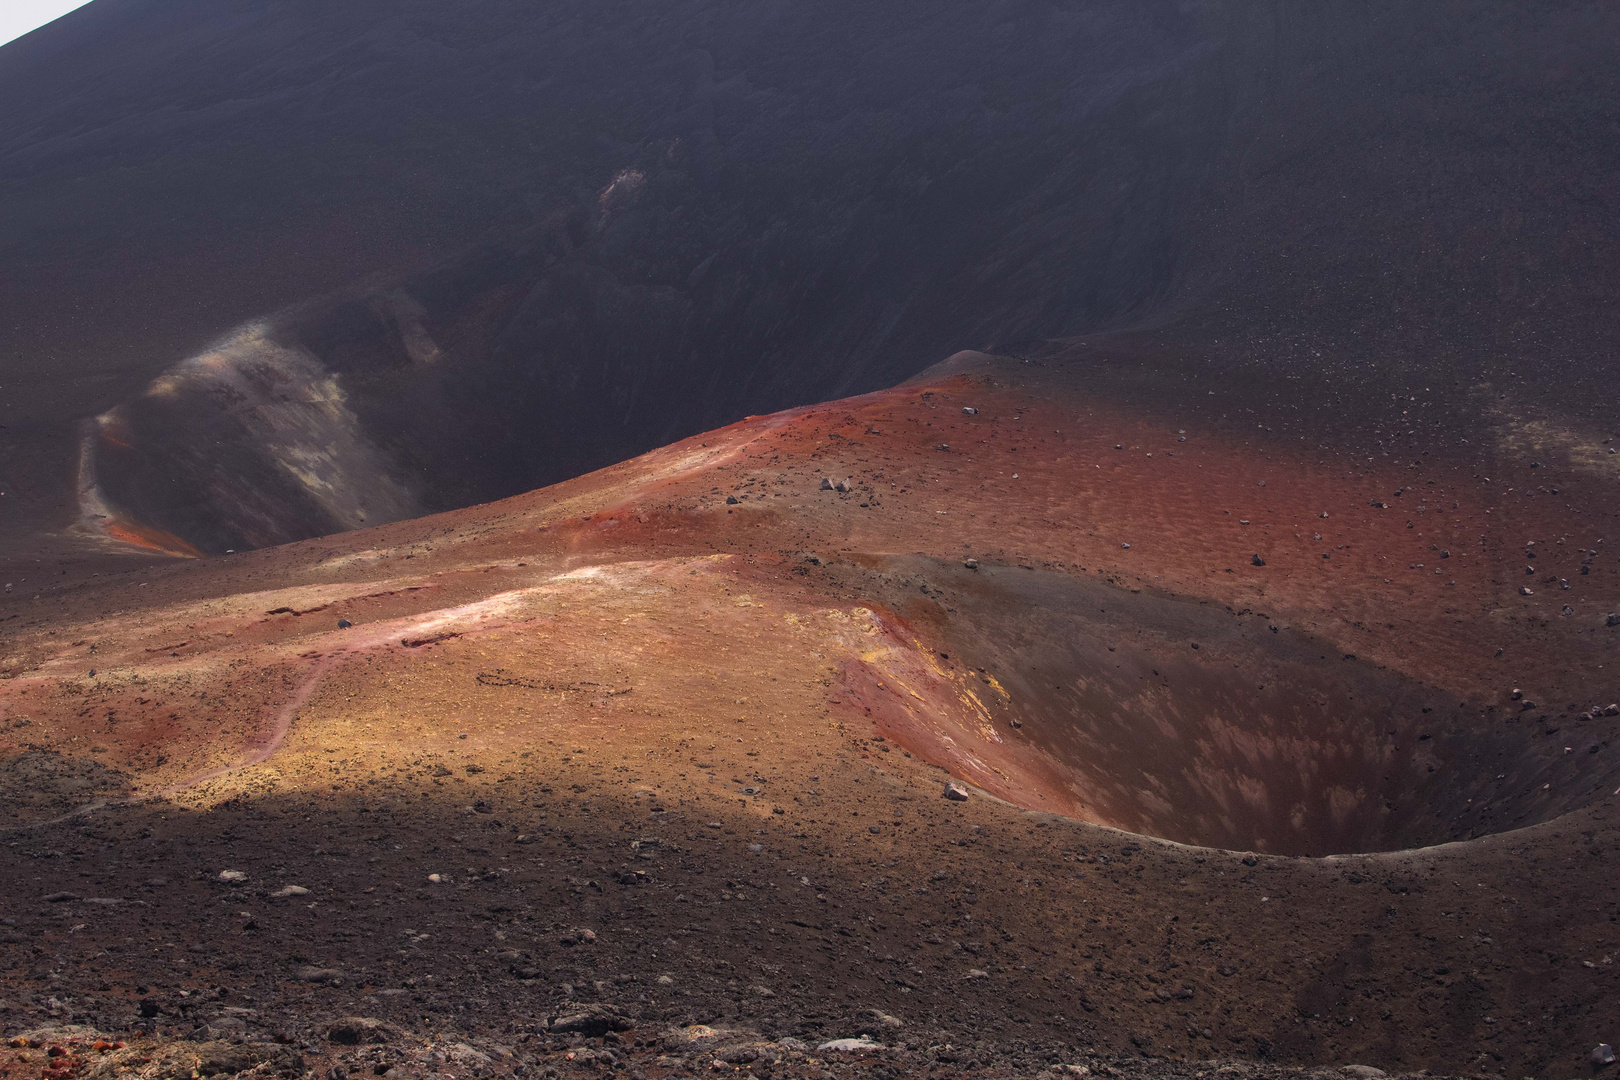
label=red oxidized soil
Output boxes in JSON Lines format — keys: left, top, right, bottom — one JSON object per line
{"left": 2, "top": 349, "right": 1619, "bottom": 1078}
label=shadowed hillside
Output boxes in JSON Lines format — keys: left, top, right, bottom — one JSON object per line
{"left": 3, "top": 0, "right": 1618, "bottom": 552}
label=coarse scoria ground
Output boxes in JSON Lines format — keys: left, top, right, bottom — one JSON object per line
{"left": 3, "top": 348, "right": 1619, "bottom": 1080}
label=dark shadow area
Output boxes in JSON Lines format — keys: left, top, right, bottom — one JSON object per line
{"left": 3, "top": 771, "right": 1615, "bottom": 1074}
{"left": 0, "top": 750, "right": 135, "bottom": 827}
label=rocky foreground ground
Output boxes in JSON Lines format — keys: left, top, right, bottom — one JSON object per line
{"left": 0, "top": 1022, "right": 1478, "bottom": 1080}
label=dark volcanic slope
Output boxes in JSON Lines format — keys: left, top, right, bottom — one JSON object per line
{"left": 2, "top": 1, "right": 1618, "bottom": 554}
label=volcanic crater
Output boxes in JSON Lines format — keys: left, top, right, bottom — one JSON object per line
{"left": 4, "top": 0, "right": 1620, "bottom": 1074}
{"left": 4, "top": 353, "right": 1620, "bottom": 1074}
{"left": 858, "top": 557, "right": 1608, "bottom": 857}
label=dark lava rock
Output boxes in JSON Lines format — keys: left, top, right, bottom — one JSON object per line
{"left": 549, "top": 1002, "right": 634, "bottom": 1037}
{"left": 325, "top": 1017, "right": 399, "bottom": 1045}
{"left": 294, "top": 966, "right": 345, "bottom": 984}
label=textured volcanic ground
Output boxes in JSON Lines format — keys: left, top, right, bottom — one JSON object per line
{"left": 5, "top": 3, "right": 1620, "bottom": 1078}
{"left": 2, "top": 0, "right": 1619, "bottom": 559}
{"left": 4, "top": 350, "right": 1620, "bottom": 1079}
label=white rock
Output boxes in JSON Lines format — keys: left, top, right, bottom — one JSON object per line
{"left": 271, "top": 885, "right": 311, "bottom": 898}
{"left": 218, "top": 870, "right": 247, "bottom": 883}
{"left": 818, "top": 1038, "right": 883, "bottom": 1052}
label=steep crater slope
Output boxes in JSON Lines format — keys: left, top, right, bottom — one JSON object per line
{"left": 0, "top": 0, "right": 1613, "bottom": 554}
{"left": 853, "top": 558, "right": 1618, "bottom": 856}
